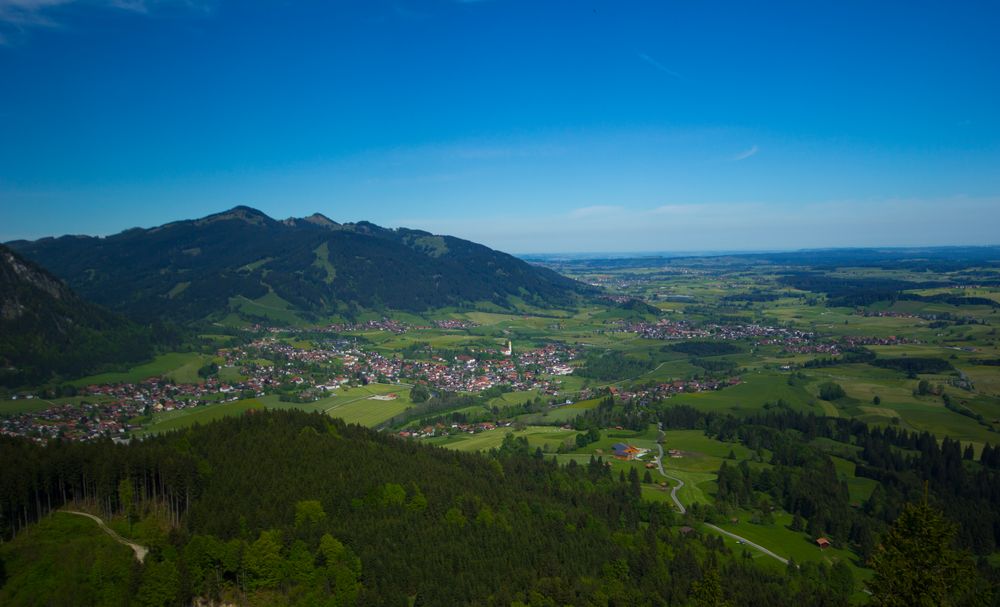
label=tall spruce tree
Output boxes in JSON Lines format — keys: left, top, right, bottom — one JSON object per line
{"left": 868, "top": 498, "right": 973, "bottom": 606}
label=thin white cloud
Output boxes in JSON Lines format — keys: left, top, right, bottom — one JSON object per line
{"left": 0, "top": 0, "right": 213, "bottom": 42}
{"left": 732, "top": 145, "right": 759, "bottom": 161}
{"left": 0, "top": 0, "right": 70, "bottom": 28}
{"left": 648, "top": 204, "right": 703, "bottom": 216}
{"left": 569, "top": 205, "right": 622, "bottom": 219}
{"left": 637, "top": 51, "right": 681, "bottom": 79}
{"left": 392, "top": 139, "right": 569, "bottom": 162}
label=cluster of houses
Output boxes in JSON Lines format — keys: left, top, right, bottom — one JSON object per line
{"left": 573, "top": 377, "right": 742, "bottom": 407}
{"left": 253, "top": 317, "right": 482, "bottom": 335}
{"left": 645, "top": 378, "right": 742, "bottom": 400}
{"left": 433, "top": 319, "right": 478, "bottom": 329}
{"left": 0, "top": 376, "right": 263, "bottom": 442}
{"left": 1, "top": 331, "right": 584, "bottom": 443}
{"left": 780, "top": 343, "right": 842, "bottom": 356}
{"left": 776, "top": 334, "right": 916, "bottom": 357}
{"left": 854, "top": 309, "right": 937, "bottom": 321}
{"left": 613, "top": 318, "right": 921, "bottom": 360}
{"left": 838, "top": 335, "right": 914, "bottom": 347}
{"left": 397, "top": 420, "right": 513, "bottom": 439}
{"left": 610, "top": 319, "right": 819, "bottom": 344}
{"left": 340, "top": 343, "right": 576, "bottom": 394}
{"left": 223, "top": 336, "right": 580, "bottom": 396}
{"left": 706, "top": 323, "right": 815, "bottom": 342}
{"left": 611, "top": 319, "right": 711, "bottom": 340}
{"left": 0, "top": 400, "right": 143, "bottom": 442}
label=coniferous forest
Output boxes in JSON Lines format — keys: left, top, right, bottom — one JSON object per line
{"left": 1, "top": 409, "right": 872, "bottom": 607}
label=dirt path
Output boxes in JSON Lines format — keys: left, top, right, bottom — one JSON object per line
{"left": 62, "top": 510, "right": 148, "bottom": 563}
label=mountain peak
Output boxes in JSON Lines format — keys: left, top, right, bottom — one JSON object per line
{"left": 304, "top": 213, "right": 339, "bottom": 227}
{"left": 196, "top": 206, "right": 273, "bottom": 226}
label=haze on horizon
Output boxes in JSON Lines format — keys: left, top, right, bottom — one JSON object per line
{"left": 1, "top": 0, "right": 998, "bottom": 254}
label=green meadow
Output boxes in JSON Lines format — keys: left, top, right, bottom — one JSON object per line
{"left": 139, "top": 383, "right": 413, "bottom": 435}
{"left": 69, "top": 352, "right": 214, "bottom": 387}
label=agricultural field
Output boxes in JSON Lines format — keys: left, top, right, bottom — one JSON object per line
{"left": 68, "top": 352, "right": 215, "bottom": 387}
{"left": 139, "top": 383, "right": 413, "bottom": 435}
{"left": 320, "top": 384, "right": 414, "bottom": 426}
{"left": 0, "top": 396, "right": 72, "bottom": 416}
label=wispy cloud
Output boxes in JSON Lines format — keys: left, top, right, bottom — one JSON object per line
{"left": 0, "top": 0, "right": 71, "bottom": 28}
{"left": 649, "top": 204, "right": 703, "bottom": 216}
{"left": 391, "top": 3, "right": 427, "bottom": 21}
{"left": 637, "top": 51, "right": 681, "bottom": 78}
{"left": 569, "top": 205, "right": 622, "bottom": 219}
{"left": 732, "top": 145, "right": 759, "bottom": 161}
{"left": 0, "top": 0, "right": 213, "bottom": 43}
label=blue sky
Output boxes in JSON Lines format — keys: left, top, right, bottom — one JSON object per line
{"left": 1, "top": 0, "right": 998, "bottom": 253}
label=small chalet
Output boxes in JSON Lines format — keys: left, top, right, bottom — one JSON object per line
{"left": 815, "top": 537, "right": 831, "bottom": 549}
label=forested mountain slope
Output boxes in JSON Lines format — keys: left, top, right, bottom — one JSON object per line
{"left": 0, "top": 244, "right": 156, "bottom": 387}
{"left": 8, "top": 207, "right": 589, "bottom": 323}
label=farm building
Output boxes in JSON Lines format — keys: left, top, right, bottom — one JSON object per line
{"left": 611, "top": 443, "right": 642, "bottom": 460}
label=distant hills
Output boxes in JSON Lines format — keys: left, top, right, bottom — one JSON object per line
{"left": 529, "top": 246, "right": 1000, "bottom": 273}
{"left": 8, "top": 207, "right": 590, "bottom": 324}
{"left": 0, "top": 244, "right": 156, "bottom": 387}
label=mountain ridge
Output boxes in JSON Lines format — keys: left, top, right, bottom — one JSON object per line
{"left": 7, "top": 206, "right": 591, "bottom": 324}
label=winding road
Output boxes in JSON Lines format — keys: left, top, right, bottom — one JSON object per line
{"left": 653, "top": 425, "right": 789, "bottom": 565}
{"left": 654, "top": 442, "right": 687, "bottom": 514}
{"left": 63, "top": 510, "right": 149, "bottom": 563}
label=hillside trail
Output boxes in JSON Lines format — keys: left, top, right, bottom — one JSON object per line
{"left": 653, "top": 425, "right": 788, "bottom": 565}
{"left": 62, "top": 510, "right": 149, "bottom": 563}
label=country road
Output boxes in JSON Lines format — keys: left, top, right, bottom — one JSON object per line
{"left": 654, "top": 425, "right": 788, "bottom": 565}
{"left": 703, "top": 523, "right": 789, "bottom": 565}
{"left": 654, "top": 442, "right": 687, "bottom": 514}
{"left": 63, "top": 510, "right": 148, "bottom": 563}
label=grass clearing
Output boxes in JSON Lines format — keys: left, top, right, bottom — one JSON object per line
{"left": 712, "top": 511, "right": 869, "bottom": 581}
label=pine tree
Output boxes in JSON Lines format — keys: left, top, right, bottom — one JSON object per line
{"left": 868, "top": 498, "right": 973, "bottom": 606}
{"left": 691, "top": 567, "right": 730, "bottom": 607}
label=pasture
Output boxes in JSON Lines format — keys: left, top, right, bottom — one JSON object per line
{"left": 0, "top": 395, "right": 113, "bottom": 416}
{"left": 712, "top": 512, "right": 868, "bottom": 577}
{"left": 139, "top": 383, "right": 413, "bottom": 435}
{"left": 69, "top": 352, "right": 213, "bottom": 387}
